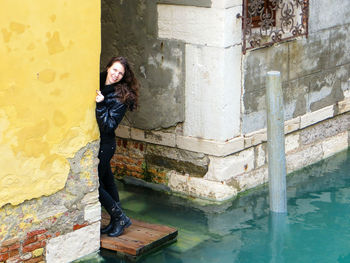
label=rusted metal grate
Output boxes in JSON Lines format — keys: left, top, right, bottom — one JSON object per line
{"left": 242, "top": 0, "right": 309, "bottom": 53}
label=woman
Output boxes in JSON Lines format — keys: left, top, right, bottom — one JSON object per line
{"left": 95, "top": 56, "right": 139, "bottom": 237}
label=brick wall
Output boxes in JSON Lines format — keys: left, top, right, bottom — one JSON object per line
{"left": 111, "top": 138, "right": 168, "bottom": 184}
{"left": 0, "top": 230, "right": 48, "bottom": 263}
{"left": 0, "top": 142, "right": 101, "bottom": 263}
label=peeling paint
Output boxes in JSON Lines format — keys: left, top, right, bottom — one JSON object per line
{"left": 0, "top": 0, "right": 101, "bottom": 207}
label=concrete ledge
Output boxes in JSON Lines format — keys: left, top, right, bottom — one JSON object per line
{"left": 116, "top": 112, "right": 350, "bottom": 202}
{"left": 300, "top": 105, "right": 334, "bottom": 128}
{"left": 176, "top": 135, "right": 244, "bottom": 156}
{"left": 131, "top": 128, "right": 176, "bottom": 148}
{"left": 116, "top": 100, "right": 350, "bottom": 157}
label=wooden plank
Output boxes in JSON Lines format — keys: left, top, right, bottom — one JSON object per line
{"left": 100, "top": 211, "right": 177, "bottom": 259}
{"left": 131, "top": 218, "right": 177, "bottom": 233}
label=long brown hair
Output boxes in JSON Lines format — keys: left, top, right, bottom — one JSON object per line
{"left": 106, "top": 56, "right": 139, "bottom": 111}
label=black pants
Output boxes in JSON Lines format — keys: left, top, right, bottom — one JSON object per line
{"left": 98, "top": 140, "right": 120, "bottom": 214}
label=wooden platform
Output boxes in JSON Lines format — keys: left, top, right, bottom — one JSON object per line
{"left": 100, "top": 212, "right": 178, "bottom": 261}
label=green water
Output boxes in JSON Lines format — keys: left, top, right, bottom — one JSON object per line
{"left": 77, "top": 149, "right": 350, "bottom": 263}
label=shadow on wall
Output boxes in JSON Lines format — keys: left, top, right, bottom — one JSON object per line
{"left": 100, "top": 0, "right": 185, "bottom": 130}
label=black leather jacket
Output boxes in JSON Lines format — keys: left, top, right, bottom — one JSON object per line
{"left": 96, "top": 72, "right": 127, "bottom": 143}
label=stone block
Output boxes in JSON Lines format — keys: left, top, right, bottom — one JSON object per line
{"left": 244, "top": 128, "right": 267, "bottom": 148}
{"left": 115, "top": 125, "right": 130, "bottom": 139}
{"left": 255, "top": 144, "right": 266, "bottom": 168}
{"left": 45, "top": 222, "right": 100, "bottom": 263}
{"left": 184, "top": 44, "right": 241, "bottom": 141}
{"left": 167, "top": 171, "right": 237, "bottom": 201}
{"left": 81, "top": 191, "right": 99, "bottom": 205}
{"left": 284, "top": 117, "right": 300, "bottom": 134}
{"left": 131, "top": 128, "right": 176, "bottom": 147}
{"left": 36, "top": 205, "right": 68, "bottom": 221}
{"left": 228, "top": 166, "right": 268, "bottom": 193}
{"left": 300, "top": 105, "right": 334, "bottom": 129}
{"left": 322, "top": 131, "right": 349, "bottom": 159}
{"left": 157, "top": 4, "right": 241, "bottom": 47}
{"left": 176, "top": 135, "right": 244, "bottom": 156}
{"left": 338, "top": 98, "right": 350, "bottom": 114}
{"left": 216, "top": 136, "right": 245, "bottom": 156}
{"left": 285, "top": 133, "right": 300, "bottom": 153}
{"left": 145, "top": 144, "right": 209, "bottom": 177}
{"left": 204, "top": 148, "right": 254, "bottom": 182}
{"left": 286, "top": 144, "right": 323, "bottom": 173}
{"left": 84, "top": 203, "right": 101, "bottom": 223}
{"left": 300, "top": 113, "right": 350, "bottom": 146}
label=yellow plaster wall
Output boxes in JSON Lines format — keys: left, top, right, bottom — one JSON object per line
{"left": 0, "top": 0, "right": 100, "bottom": 207}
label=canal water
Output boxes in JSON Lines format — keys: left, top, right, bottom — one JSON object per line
{"left": 76, "top": 148, "right": 350, "bottom": 263}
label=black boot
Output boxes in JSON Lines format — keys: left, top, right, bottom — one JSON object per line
{"left": 100, "top": 202, "right": 121, "bottom": 234}
{"left": 100, "top": 222, "right": 113, "bottom": 235}
{"left": 108, "top": 202, "right": 132, "bottom": 237}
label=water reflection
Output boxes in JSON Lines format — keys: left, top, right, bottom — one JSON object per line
{"left": 268, "top": 212, "right": 289, "bottom": 263}
{"left": 76, "top": 149, "right": 350, "bottom": 263}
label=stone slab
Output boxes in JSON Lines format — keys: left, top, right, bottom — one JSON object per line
{"left": 300, "top": 106, "right": 334, "bottom": 129}
{"left": 168, "top": 171, "right": 237, "bottom": 201}
{"left": 158, "top": 4, "right": 240, "bottom": 47}
{"left": 322, "top": 131, "right": 349, "bottom": 159}
{"left": 46, "top": 223, "right": 100, "bottom": 263}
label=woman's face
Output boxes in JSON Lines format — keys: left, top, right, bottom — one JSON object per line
{"left": 106, "top": 61, "right": 125, "bottom": 85}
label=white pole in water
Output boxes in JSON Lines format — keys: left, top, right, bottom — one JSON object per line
{"left": 266, "top": 71, "right": 287, "bottom": 213}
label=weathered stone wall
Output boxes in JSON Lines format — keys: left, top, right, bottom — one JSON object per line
{"left": 242, "top": 0, "right": 350, "bottom": 134}
{"left": 111, "top": 137, "right": 209, "bottom": 185}
{"left": 114, "top": 101, "right": 350, "bottom": 201}
{"left": 0, "top": 142, "right": 101, "bottom": 263}
{"left": 103, "top": 0, "right": 350, "bottom": 202}
{"left": 101, "top": 0, "right": 185, "bottom": 130}
{"left": 1, "top": 0, "right": 101, "bottom": 262}
{"left": 101, "top": 0, "right": 242, "bottom": 141}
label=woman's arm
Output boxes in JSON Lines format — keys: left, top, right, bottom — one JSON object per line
{"left": 96, "top": 100, "right": 127, "bottom": 133}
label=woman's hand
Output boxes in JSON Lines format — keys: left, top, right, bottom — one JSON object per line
{"left": 96, "top": 90, "right": 104, "bottom": 103}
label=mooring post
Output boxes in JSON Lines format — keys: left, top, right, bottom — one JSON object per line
{"left": 266, "top": 71, "right": 287, "bottom": 213}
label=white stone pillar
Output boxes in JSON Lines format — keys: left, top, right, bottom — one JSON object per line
{"left": 158, "top": 1, "right": 242, "bottom": 141}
